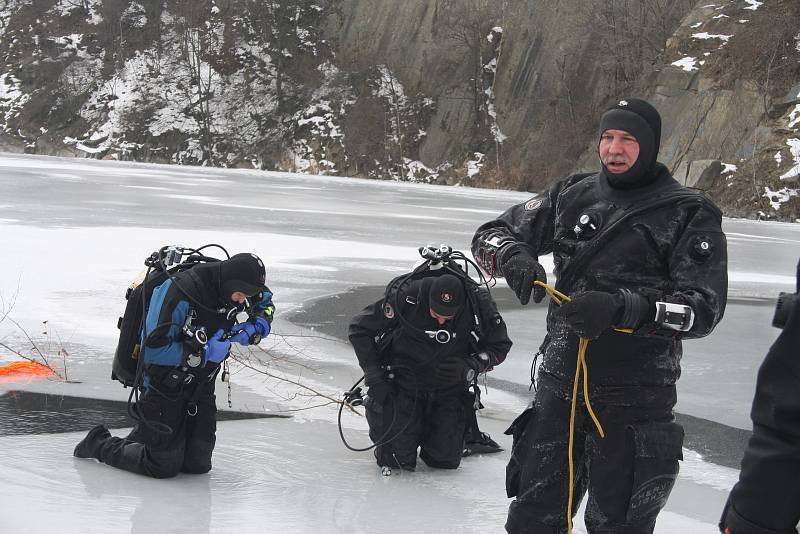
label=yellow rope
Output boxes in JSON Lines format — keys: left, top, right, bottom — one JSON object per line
{"left": 533, "top": 281, "right": 608, "bottom": 534}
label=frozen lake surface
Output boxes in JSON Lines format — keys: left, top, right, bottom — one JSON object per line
{"left": 0, "top": 153, "right": 797, "bottom": 533}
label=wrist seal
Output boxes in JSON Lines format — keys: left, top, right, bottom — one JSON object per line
{"left": 617, "top": 289, "right": 651, "bottom": 328}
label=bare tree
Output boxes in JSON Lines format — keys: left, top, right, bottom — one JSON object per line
{"left": 183, "top": 27, "right": 216, "bottom": 163}
{"left": 592, "top": 0, "right": 696, "bottom": 94}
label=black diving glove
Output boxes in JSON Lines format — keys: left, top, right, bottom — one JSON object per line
{"left": 364, "top": 366, "right": 392, "bottom": 404}
{"left": 435, "top": 354, "right": 487, "bottom": 384}
{"left": 553, "top": 291, "right": 624, "bottom": 340}
{"left": 502, "top": 252, "right": 547, "bottom": 305}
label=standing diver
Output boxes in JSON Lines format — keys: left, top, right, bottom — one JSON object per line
{"left": 473, "top": 98, "right": 727, "bottom": 533}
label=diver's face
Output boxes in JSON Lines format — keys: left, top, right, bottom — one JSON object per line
{"left": 230, "top": 291, "right": 248, "bottom": 304}
{"left": 599, "top": 129, "right": 640, "bottom": 173}
{"left": 429, "top": 308, "right": 453, "bottom": 326}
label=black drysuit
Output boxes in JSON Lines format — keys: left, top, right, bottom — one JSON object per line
{"left": 349, "top": 276, "right": 512, "bottom": 470}
{"left": 96, "top": 263, "right": 238, "bottom": 478}
{"left": 473, "top": 164, "right": 728, "bottom": 533}
{"left": 721, "top": 263, "right": 800, "bottom": 534}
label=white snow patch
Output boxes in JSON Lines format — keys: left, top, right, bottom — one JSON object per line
{"left": 743, "top": 0, "right": 763, "bottom": 10}
{"left": 721, "top": 163, "right": 737, "bottom": 174}
{"left": 775, "top": 152, "right": 783, "bottom": 166}
{"left": 780, "top": 139, "right": 800, "bottom": 181}
{"left": 466, "top": 152, "right": 485, "bottom": 178}
{"left": 680, "top": 448, "right": 740, "bottom": 491}
{"left": 0, "top": 72, "right": 30, "bottom": 123}
{"left": 74, "top": 142, "right": 106, "bottom": 154}
{"left": 486, "top": 27, "right": 504, "bottom": 43}
{"left": 51, "top": 0, "right": 103, "bottom": 24}
{"left": 764, "top": 186, "right": 798, "bottom": 209}
{"left": 691, "top": 22, "right": 703, "bottom": 28}
{"left": 712, "top": 14, "right": 729, "bottom": 19}
{"left": 374, "top": 65, "right": 406, "bottom": 101}
{"left": 788, "top": 104, "right": 800, "bottom": 129}
{"left": 692, "top": 32, "right": 732, "bottom": 41}
{"left": 0, "top": 72, "right": 22, "bottom": 101}
{"left": 672, "top": 57, "right": 698, "bottom": 72}
{"left": 402, "top": 158, "right": 438, "bottom": 183}
{"left": 121, "top": 2, "right": 147, "bottom": 28}
{"left": 738, "top": 19, "right": 749, "bottom": 23}
{"left": 52, "top": 33, "right": 84, "bottom": 51}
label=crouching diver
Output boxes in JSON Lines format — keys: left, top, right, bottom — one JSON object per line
{"left": 347, "top": 245, "right": 512, "bottom": 475}
{"left": 74, "top": 252, "right": 275, "bottom": 478}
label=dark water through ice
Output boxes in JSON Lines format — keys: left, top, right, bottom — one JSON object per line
{"left": 0, "top": 390, "right": 285, "bottom": 436}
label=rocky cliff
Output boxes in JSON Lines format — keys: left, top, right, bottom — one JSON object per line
{"left": 0, "top": 0, "right": 797, "bottom": 219}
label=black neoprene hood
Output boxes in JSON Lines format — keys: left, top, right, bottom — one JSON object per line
{"left": 220, "top": 253, "right": 266, "bottom": 297}
{"left": 598, "top": 98, "right": 663, "bottom": 189}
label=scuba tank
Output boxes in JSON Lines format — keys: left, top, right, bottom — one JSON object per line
{"left": 111, "top": 245, "right": 227, "bottom": 387}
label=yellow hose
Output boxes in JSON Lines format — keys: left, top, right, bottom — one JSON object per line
{"left": 533, "top": 281, "right": 609, "bottom": 534}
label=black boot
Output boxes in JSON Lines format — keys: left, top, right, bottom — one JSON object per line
{"left": 463, "top": 431, "right": 504, "bottom": 457}
{"left": 74, "top": 424, "right": 111, "bottom": 459}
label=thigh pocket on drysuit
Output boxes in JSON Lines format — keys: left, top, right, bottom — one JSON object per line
{"left": 625, "top": 421, "right": 684, "bottom": 523}
{"left": 504, "top": 403, "right": 537, "bottom": 498}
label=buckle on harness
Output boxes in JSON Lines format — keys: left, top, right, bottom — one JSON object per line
{"left": 187, "top": 404, "right": 198, "bottom": 417}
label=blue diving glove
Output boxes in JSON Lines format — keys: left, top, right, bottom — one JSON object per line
{"left": 229, "top": 316, "right": 271, "bottom": 346}
{"left": 204, "top": 329, "right": 231, "bottom": 365}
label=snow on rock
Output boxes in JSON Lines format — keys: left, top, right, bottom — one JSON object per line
{"left": 0, "top": 72, "right": 22, "bottom": 101}
{"left": 487, "top": 27, "right": 504, "bottom": 42}
{"left": 467, "top": 152, "right": 485, "bottom": 178}
{"left": 0, "top": 72, "right": 29, "bottom": 128}
{"left": 402, "top": 158, "right": 437, "bottom": 182}
{"left": 121, "top": 2, "right": 148, "bottom": 28}
{"left": 764, "top": 186, "right": 798, "bottom": 209}
{"left": 789, "top": 104, "right": 800, "bottom": 129}
{"left": 780, "top": 138, "right": 800, "bottom": 181}
{"left": 374, "top": 64, "right": 407, "bottom": 102}
{"left": 289, "top": 62, "right": 354, "bottom": 175}
{"left": 743, "top": 0, "right": 763, "bottom": 11}
{"left": 51, "top": 0, "right": 103, "bottom": 24}
{"left": 692, "top": 32, "right": 732, "bottom": 41}
{"left": 721, "top": 163, "right": 738, "bottom": 174}
{"left": 672, "top": 57, "right": 698, "bottom": 72}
